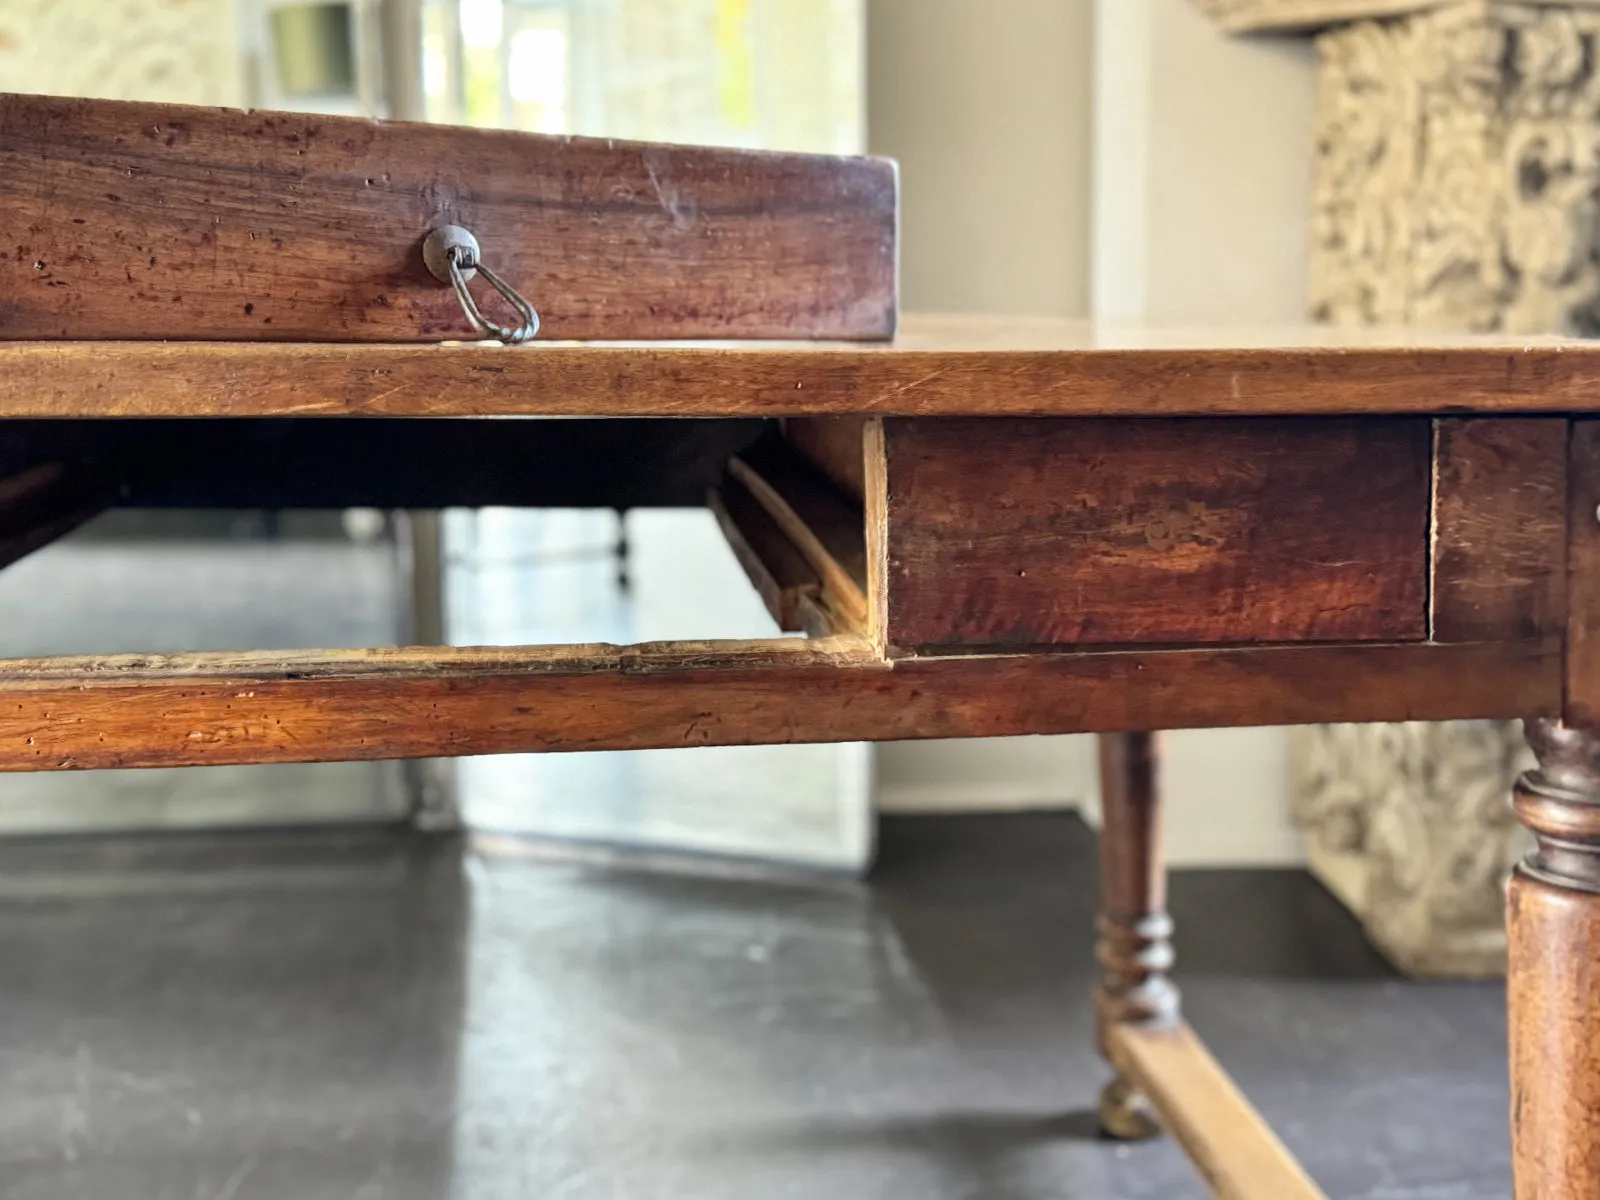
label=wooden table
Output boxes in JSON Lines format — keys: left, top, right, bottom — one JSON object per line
{"left": 5, "top": 93, "right": 1598, "bottom": 1199}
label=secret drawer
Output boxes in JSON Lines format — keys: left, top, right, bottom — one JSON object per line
{"left": 878, "top": 416, "right": 1432, "bottom": 653}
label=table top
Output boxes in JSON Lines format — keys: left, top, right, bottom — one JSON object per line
{"left": 2, "top": 314, "right": 1597, "bottom": 419}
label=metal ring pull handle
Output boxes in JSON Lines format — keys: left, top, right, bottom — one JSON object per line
{"left": 422, "top": 225, "right": 540, "bottom": 344}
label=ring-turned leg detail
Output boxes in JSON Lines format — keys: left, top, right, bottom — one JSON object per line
{"left": 1508, "top": 719, "right": 1600, "bottom": 1199}
{"left": 1095, "top": 732, "right": 1180, "bottom": 1141}
{"left": 1097, "top": 1070, "right": 1161, "bottom": 1142}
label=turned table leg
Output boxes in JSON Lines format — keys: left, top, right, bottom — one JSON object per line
{"left": 1095, "top": 731, "right": 1181, "bottom": 1139}
{"left": 1509, "top": 719, "right": 1600, "bottom": 1198}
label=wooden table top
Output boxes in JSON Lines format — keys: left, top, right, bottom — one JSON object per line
{"left": 2, "top": 314, "right": 1597, "bottom": 419}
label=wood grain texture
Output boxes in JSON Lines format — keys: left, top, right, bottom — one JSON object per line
{"left": 1507, "top": 719, "right": 1600, "bottom": 1199}
{"left": 781, "top": 417, "right": 870, "bottom": 499}
{"left": 884, "top": 417, "right": 1431, "bottom": 651}
{"left": 1568, "top": 423, "right": 1600, "bottom": 725}
{"left": 0, "top": 639, "right": 1556, "bottom": 772}
{"left": 20, "top": 317, "right": 1600, "bottom": 418}
{"left": 1431, "top": 418, "right": 1567, "bottom": 643}
{"left": 1107, "top": 1023, "right": 1326, "bottom": 1200}
{"left": 0, "top": 93, "right": 896, "bottom": 341}
{"left": 1507, "top": 875, "right": 1600, "bottom": 1200}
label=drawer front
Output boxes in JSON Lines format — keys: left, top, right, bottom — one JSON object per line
{"left": 884, "top": 417, "right": 1430, "bottom": 652}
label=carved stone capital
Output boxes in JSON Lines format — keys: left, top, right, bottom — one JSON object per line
{"left": 1194, "top": 0, "right": 1600, "bottom": 35}
{"left": 1291, "top": 721, "right": 1532, "bottom": 976}
{"left": 1312, "top": 2, "right": 1600, "bottom": 334}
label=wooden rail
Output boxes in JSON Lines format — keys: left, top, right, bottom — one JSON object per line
{"left": 0, "top": 638, "right": 1557, "bottom": 772}
{"left": 1107, "top": 1022, "right": 1326, "bottom": 1200}
{"left": 11, "top": 319, "right": 1600, "bottom": 418}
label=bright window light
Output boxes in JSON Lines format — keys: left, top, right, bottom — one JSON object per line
{"left": 459, "top": 0, "right": 503, "bottom": 50}
{"left": 507, "top": 27, "right": 566, "bottom": 107}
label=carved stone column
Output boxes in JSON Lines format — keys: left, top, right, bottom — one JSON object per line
{"left": 1291, "top": 720, "right": 1533, "bottom": 975}
{"left": 1310, "top": 1, "right": 1600, "bottom": 333}
{"left": 1196, "top": 0, "right": 1600, "bottom": 975}
{"left": 0, "top": 0, "right": 244, "bottom": 106}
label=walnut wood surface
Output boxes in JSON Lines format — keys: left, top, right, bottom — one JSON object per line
{"left": 0, "top": 93, "right": 896, "bottom": 342}
{"left": 1431, "top": 418, "right": 1568, "bottom": 644}
{"left": 1507, "top": 874, "right": 1600, "bottom": 1200}
{"left": 1106, "top": 1023, "right": 1326, "bottom": 1200}
{"left": 883, "top": 417, "right": 1430, "bottom": 651}
{"left": 1568, "top": 423, "right": 1600, "bottom": 725}
{"left": 1508, "top": 720, "right": 1600, "bottom": 1198}
{"left": 781, "top": 417, "right": 871, "bottom": 500}
{"left": 0, "top": 639, "right": 1555, "bottom": 772}
{"left": 15, "top": 318, "right": 1600, "bottom": 418}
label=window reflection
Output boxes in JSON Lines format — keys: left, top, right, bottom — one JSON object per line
{"left": 422, "top": 0, "right": 863, "bottom": 154}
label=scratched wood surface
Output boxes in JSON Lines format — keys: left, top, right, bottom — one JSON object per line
{"left": 1507, "top": 720, "right": 1600, "bottom": 1200}
{"left": 14, "top": 318, "right": 1600, "bottom": 418}
{"left": 0, "top": 93, "right": 896, "bottom": 341}
{"left": 1567, "top": 422, "right": 1600, "bottom": 724}
{"left": 782, "top": 417, "right": 871, "bottom": 500}
{"left": 1431, "top": 418, "right": 1567, "bottom": 644}
{"left": 0, "top": 638, "right": 1556, "bottom": 771}
{"left": 1507, "top": 869, "right": 1600, "bottom": 1200}
{"left": 883, "top": 417, "right": 1431, "bottom": 652}
{"left": 1107, "top": 1023, "right": 1327, "bottom": 1200}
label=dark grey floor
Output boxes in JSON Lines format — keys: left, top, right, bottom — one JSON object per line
{"left": 0, "top": 814, "right": 1509, "bottom": 1199}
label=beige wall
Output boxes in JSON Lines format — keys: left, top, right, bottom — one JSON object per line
{"left": 1090, "top": 0, "right": 1316, "bottom": 866}
{"left": 867, "top": 0, "right": 1099, "bottom": 820}
{"left": 867, "top": 0, "right": 1319, "bottom": 865}
{"left": 1093, "top": 0, "right": 1317, "bottom": 324}
{"left": 867, "top": 0, "right": 1093, "bottom": 315}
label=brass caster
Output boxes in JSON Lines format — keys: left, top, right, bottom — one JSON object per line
{"left": 1097, "top": 1074, "right": 1162, "bottom": 1141}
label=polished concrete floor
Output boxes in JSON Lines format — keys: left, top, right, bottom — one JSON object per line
{"left": 0, "top": 814, "right": 1509, "bottom": 1199}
